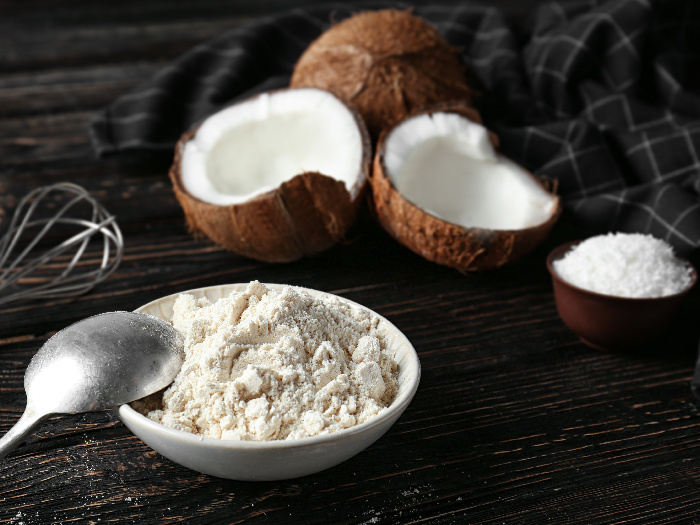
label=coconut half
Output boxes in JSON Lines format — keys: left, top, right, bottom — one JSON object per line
{"left": 290, "top": 9, "right": 473, "bottom": 140}
{"left": 169, "top": 88, "right": 371, "bottom": 262}
{"left": 371, "top": 106, "right": 561, "bottom": 272}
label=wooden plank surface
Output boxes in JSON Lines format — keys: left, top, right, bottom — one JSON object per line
{"left": 2, "top": 1, "right": 700, "bottom": 523}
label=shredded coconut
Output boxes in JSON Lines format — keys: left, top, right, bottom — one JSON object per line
{"left": 132, "top": 281, "right": 398, "bottom": 441}
{"left": 553, "top": 233, "right": 692, "bottom": 298}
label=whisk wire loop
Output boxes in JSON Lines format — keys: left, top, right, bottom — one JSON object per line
{"left": 0, "top": 183, "right": 124, "bottom": 306}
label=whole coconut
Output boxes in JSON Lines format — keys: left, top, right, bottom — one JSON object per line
{"left": 290, "top": 9, "right": 473, "bottom": 140}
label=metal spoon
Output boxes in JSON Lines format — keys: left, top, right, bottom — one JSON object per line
{"left": 0, "top": 312, "right": 184, "bottom": 460}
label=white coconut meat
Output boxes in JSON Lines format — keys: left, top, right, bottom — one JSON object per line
{"left": 383, "top": 113, "right": 557, "bottom": 230}
{"left": 181, "top": 88, "right": 364, "bottom": 205}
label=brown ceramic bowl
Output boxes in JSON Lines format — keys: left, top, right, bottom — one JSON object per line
{"left": 546, "top": 241, "right": 697, "bottom": 351}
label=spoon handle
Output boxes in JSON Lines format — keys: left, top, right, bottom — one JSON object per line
{"left": 0, "top": 407, "right": 51, "bottom": 460}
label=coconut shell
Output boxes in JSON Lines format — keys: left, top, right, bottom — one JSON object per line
{"left": 290, "top": 9, "right": 473, "bottom": 140}
{"left": 369, "top": 105, "right": 562, "bottom": 273}
{"left": 168, "top": 91, "right": 372, "bottom": 263}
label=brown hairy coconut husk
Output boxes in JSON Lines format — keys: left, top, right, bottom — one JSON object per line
{"left": 169, "top": 88, "right": 372, "bottom": 263}
{"left": 290, "top": 9, "right": 473, "bottom": 140}
{"left": 370, "top": 104, "right": 562, "bottom": 272}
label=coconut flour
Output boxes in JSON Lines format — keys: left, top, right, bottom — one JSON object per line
{"left": 553, "top": 233, "right": 692, "bottom": 298}
{"left": 132, "top": 281, "right": 398, "bottom": 441}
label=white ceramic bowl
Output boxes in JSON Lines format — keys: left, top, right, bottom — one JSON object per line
{"left": 119, "top": 283, "right": 421, "bottom": 481}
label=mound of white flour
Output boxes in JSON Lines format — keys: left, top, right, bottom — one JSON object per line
{"left": 133, "top": 281, "right": 398, "bottom": 441}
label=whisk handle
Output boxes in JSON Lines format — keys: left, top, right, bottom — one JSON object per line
{"left": 0, "top": 406, "right": 51, "bottom": 460}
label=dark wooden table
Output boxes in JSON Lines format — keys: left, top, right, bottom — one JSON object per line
{"left": 2, "top": 1, "right": 700, "bottom": 523}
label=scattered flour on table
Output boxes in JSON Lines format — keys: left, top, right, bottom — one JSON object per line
{"left": 132, "top": 281, "right": 398, "bottom": 441}
{"left": 553, "top": 232, "right": 692, "bottom": 298}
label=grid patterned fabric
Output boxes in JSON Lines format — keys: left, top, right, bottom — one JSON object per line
{"left": 90, "top": 0, "right": 700, "bottom": 256}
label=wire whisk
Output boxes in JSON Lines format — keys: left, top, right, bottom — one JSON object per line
{"left": 0, "top": 182, "right": 123, "bottom": 307}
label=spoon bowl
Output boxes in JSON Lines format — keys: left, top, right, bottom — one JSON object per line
{"left": 0, "top": 312, "right": 184, "bottom": 459}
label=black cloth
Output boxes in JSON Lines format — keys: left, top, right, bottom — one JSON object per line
{"left": 89, "top": 0, "right": 700, "bottom": 256}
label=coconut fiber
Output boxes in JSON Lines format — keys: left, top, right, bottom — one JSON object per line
{"left": 90, "top": 0, "right": 700, "bottom": 260}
